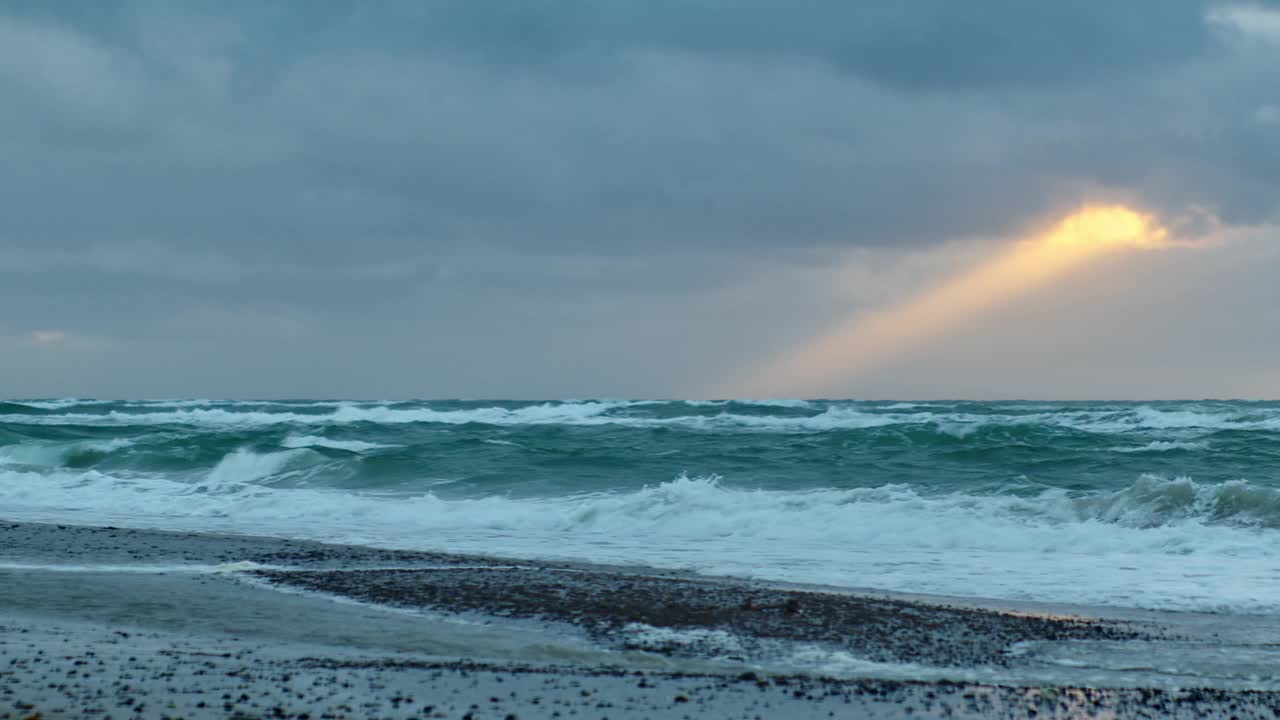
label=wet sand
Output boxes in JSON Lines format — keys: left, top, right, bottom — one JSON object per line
{"left": 3, "top": 520, "right": 1280, "bottom": 719}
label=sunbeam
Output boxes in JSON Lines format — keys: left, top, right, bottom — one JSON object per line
{"left": 727, "top": 205, "right": 1173, "bottom": 398}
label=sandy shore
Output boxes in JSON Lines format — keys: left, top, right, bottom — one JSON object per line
{"left": 3, "top": 520, "right": 1280, "bottom": 719}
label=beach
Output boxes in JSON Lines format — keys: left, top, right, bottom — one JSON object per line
{"left": 7, "top": 0, "right": 1278, "bottom": 711}
{"left": 4, "top": 520, "right": 1280, "bottom": 719}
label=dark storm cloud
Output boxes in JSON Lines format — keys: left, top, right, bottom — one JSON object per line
{"left": 1, "top": 0, "right": 1278, "bottom": 396}
{"left": 13, "top": 0, "right": 1214, "bottom": 83}
{"left": 400, "top": 0, "right": 1214, "bottom": 89}
{"left": 0, "top": 0, "right": 1260, "bottom": 267}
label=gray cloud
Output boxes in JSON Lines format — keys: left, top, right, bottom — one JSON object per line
{"left": 1, "top": 1, "right": 1278, "bottom": 396}
{"left": 3, "top": 1, "right": 1273, "bottom": 257}
{"left": 410, "top": 1, "right": 1216, "bottom": 90}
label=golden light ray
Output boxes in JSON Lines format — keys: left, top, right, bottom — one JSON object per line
{"left": 725, "top": 205, "right": 1171, "bottom": 398}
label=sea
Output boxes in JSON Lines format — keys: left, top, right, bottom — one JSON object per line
{"left": 3, "top": 398, "right": 1279, "bottom": 615}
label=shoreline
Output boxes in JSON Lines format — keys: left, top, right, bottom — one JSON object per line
{"left": 12, "top": 612, "right": 1276, "bottom": 720}
{"left": 4, "top": 520, "right": 1280, "bottom": 718}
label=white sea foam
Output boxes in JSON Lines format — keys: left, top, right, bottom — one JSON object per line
{"left": 1056, "top": 406, "right": 1280, "bottom": 434}
{"left": 2, "top": 400, "right": 639, "bottom": 428}
{"left": 214, "top": 560, "right": 269, "bottom": 572}
{"left": 3, "top": 469, "right": 1280, "bottom": 613}
{"left": 781, "top": 647, "right": 980, "bottom": 682}
{"left": 881, "top": 402, "right": 936, "bottom": 410}
{"left": 15, "top": 398, "right": 113, "bottom": 410}
{"left": 731, "top": 399, "right": 814, "bottom": 408}
{"left": 196, "top": 448, "right": 312, "bottom": 493}
{"left": 1111, "top": 440, "right": 1211, "bottom": 453}
{"left": 618, "top": 623, "right": 745, "bottom": 657}
{"left": 6, "top": 400, "right": 1280, "bottom": 435}
{"left": 281, "top": 435, "right": 397, "bottom": 453}
{"left": 82, "top": 438, "right": 136, "bottom": 452}
{"left": 0, "top": 561, "right": 274, "bottom": 574}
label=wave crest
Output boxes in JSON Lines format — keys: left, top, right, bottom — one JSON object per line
{"left": 4, "top": 400, "right": 1280, "bottom": 437}
{"left": 2, "top": 469, "right": 1279, "bottom": 610}
{"left": 1067, "top": 474, "right": 1280, "bottom": 529}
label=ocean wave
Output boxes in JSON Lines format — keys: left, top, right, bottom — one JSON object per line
{"left": 10, "top": 398, "right": 106, "bottom": 411}
{"left": 0, "top": 401, "right": 48, "bottom": 415}
{"left": 727, "top": 399, "right": 815, "bottom": 409}
{"left": 1110, "top": 440, "right": 1211, "bottom": 453}
{"left": 690, "top": 408, "right": 901, "bottom": 431}
{"left": 0, "top": 400, "right": 640, "bottom": 428}
{"left": 0, "top": 401, "right": 891, "bottom": 431}
{"left": 1058, "top": 406, "right": 1280, "bottom": 434}
{"left": 881, "top": 402, "right": 936, "bottom": 410}
{"left": 281, "top": 435, "right": 398, "bottom": 453}
{"left": 3, "top": 469, "right": 1280, "bottom": 611}
{"left": 0, "top": 438, "right": 136, "bottom": 467}
{"left": 4, "top": 400, "right": 1280, "bottom": 436}
{"left": 1064, "top": 474, "right": 1280, "bottom": 529}
{"left": 195, "top": 448, "right": 318, "bottom": 493}
{"left": 0, "top": 443, "right": 68, "bottom": 467}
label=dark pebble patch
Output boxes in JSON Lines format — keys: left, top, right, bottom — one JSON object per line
{"left": 251, "top": 565, "right": 1146, "bottom": 667}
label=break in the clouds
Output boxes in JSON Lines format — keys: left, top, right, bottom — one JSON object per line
{"left": 2, "top": 1, "right": 1278, "bottom": 398}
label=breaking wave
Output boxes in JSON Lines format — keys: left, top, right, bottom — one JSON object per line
{"left": 1, "top": 399, "right": 1278, "bottom": 436}
{"left": 2, "top": 468, "right": 1279, "bottom": 611}
{"left": 280, "top": 435, "right": 399, "bottom": 453}
{"left": 4, "top": 398, "right": 1280, "bottom": 612}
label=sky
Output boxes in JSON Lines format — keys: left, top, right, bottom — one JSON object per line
{"left": 2, "top": 0, "right": 1278, "bottom": 399}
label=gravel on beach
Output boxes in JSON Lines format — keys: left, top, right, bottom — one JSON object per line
{"left": 4, "top": 520, "right": 1280, "bottom": 719}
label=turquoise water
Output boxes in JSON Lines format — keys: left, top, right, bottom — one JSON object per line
{"left": 3, "top": 398, "right": 1280, "bottom": 611}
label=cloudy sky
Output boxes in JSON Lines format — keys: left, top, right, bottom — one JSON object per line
{"left": 2, "top": 1, "right": 1278, "bottom": 399}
